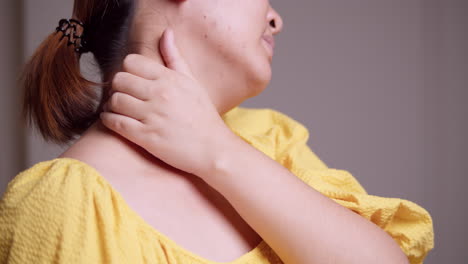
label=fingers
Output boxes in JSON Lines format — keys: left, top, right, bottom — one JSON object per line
{"left": 121, "top": 53, "right": 169, "bottom": 80}
{"left": 104, "top": 92, "right": 148, "bottom": 121}
{"left": 159, "top": 28, "right": 195, "bottom": 79}
{"left": 111, "top": 71, "right": 154, "bottom": 101}
{"left": 100, "top": 111, "right": 146, "bottom": 146}
{"left": 121, "top": 28, "right": 195, "bottom": 81}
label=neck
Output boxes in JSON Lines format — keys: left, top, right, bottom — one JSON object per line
{"left": 59, "top": 119, "right": 188, "bottom": 181}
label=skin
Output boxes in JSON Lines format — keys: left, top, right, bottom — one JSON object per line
{"left": 61, "top": 0, "right": 409, "bottom": 263}
{"left": 126, "top": 0, "right": 281, "bottom": 115}
{"left": 60, "top": 0, "right": 285, "bottom": 262}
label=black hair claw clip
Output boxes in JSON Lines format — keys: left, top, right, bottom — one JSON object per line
{"left": 55, "top": 18, "right": 89, "bottom": 54}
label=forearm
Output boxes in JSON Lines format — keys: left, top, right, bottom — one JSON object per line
{"left": 201, "top": 134, "right": 409, "bottom": 264}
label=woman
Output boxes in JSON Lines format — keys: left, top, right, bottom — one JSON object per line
{"left": 0, "top": 0, "right": 434, "bottom": 263}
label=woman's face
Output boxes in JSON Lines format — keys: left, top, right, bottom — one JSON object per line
{"left": 134, "top": 0, "right": 284, "bottom": 114}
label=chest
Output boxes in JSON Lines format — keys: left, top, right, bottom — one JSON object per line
{"left": 109, "top": 171, "right": 264, "bottom": 263}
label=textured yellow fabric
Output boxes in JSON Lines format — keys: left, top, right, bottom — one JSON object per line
{"left": 0, "top": 106, "right": 434, "bottom": 264}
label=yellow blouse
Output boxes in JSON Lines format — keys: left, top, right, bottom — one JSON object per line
{"left": 0, "top": 106, "right": 434, "bottom": 264}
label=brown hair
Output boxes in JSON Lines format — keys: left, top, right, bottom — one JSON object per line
{"left": 20, "top": 0, "right": 135, "bottom": 144}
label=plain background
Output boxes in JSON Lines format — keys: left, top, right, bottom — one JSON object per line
{"left": 1, "top": 1, "right": 467, "bottom": 263}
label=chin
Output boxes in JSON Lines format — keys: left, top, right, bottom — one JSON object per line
{"left": 248, "top": 60, "right": 272, "bottom": 98}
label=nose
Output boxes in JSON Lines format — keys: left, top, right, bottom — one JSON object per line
{"left": 267, "top": 6, "right": 284, "bottom": 35}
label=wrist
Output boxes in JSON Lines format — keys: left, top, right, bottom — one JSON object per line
{"left": 199, "top": 126, "right": 246, "bottom": 185}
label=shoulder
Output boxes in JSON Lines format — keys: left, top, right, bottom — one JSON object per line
{"left": 1, "top": 158, "right": 102, "bottom": 206}
{"left": 222, "top": 106, "right": 309, "bottom": 137}
{"left": 0, "top": 158, "right": 106, "bottom": 229}
{"left": 222, "top": 107, "right": 435, "bottom": 262}
{"left": 0, "top": 158, "right": 121, "bottom": 263}
{"left": 221, "top": 106, "right": 311, "bottom": 158}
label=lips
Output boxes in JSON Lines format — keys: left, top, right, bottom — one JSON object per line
{"left": 262, "top": 35, "right": 275, "bottom": 50}
{"left": 262, "top": 35, "right": 275, "bottom": 61}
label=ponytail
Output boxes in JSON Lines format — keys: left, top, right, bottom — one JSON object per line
{"left": 20, "top": 30, "right": 98, "bottom": 144}
{"left": 19, "top": 0, "right": 135, "bottom": 144}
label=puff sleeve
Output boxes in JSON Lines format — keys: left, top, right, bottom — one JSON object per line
{"left": 0, "top": 159, "right": 145, "bottom": 263}
{"left": 272, "top": 110, "right": 435, "bottom": 264}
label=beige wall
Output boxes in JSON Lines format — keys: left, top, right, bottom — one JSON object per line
{"left": 1, "top": 1, "right": 467, "bottom": 263}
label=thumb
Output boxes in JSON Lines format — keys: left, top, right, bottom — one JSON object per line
{"left": 159, "top": 28, "right": 194, "bottom": 79}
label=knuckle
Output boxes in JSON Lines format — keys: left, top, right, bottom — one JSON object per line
{"left": 146, "top": 82, "right": 157, "bottom": 98}
{"left": 147, "top": 133, "right": 160, "bottom": 147}
{"left": 159, "top": 89, "right": 172, "bottom": 102}
{"left": 165, "top": 54, "right": 176, "bottom": 67}
{"left": 112, "top": 119, "right": 127, "bottom": 132}
{"left": 165, "top": 72, "right": 177, "bottom": 82}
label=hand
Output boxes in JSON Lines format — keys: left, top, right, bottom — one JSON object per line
{"left": 100, "top": 28, "right": 235, "bottom": 178}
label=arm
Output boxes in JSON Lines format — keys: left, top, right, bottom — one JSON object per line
{"left": 201, "top": 132, "right": 410, "bottom": 264}
{"left": 98, "top": 30, "right": 432, "bottom": 263}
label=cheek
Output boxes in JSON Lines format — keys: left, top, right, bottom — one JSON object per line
{"left": 212, "top": 36, "right": 271, "bottom": 97}
{"left": 216, "top": 26, "right": 272, "bottom": 79}
{"left": 233, "top": 36, "right": 273, "bottom": 92}
{"left": 188, "top": 11, "right": 271, "bottom": 93}
{"left": 204, "top": 6, "right": 268, "bottom": 67}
